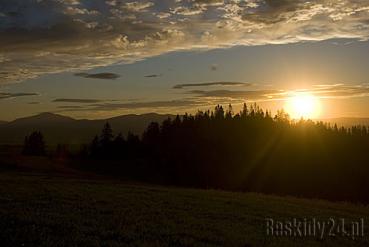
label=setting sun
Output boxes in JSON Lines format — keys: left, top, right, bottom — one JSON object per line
{"left": 285, "top": 92, "right": 321, "bottom": 119}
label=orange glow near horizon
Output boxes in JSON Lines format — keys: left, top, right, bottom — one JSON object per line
{"left": 285, "top": 92, "right": 321, "bottom": 119}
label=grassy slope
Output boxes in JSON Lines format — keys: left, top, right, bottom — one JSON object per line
{"left": 0, "top": 172, "right": 368, "bottom": 247}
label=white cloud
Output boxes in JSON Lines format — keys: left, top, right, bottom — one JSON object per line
{"left": 122, "top": 1, "right": 154, "bottom": 12}
{"left": 156, "top": 12, "right": 171, "bottom": 19}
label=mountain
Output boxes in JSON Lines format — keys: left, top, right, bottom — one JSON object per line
{"left": 3, "top": 113, "right": 368, "bottom": 146}
{"left": 0, "top": 112, "right": 174, "bottom": 145}
{"left": 321, "top": 117, "right": 369, "bottom": 127}
{"left": 11, "top": 112, "right": 74, "bottom": 125}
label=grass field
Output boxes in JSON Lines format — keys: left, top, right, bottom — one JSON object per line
{"left": 0, "top": 172, "right": 369, "bottom": 247}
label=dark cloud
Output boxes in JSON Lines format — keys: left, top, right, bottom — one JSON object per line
{"left": 210, "top": 64, "right": 218, "bottom": 71}
{"left": 57, "top": 105, "right": 84, "bottom": 109}
{"left": 190, "top": 89, "right": 282, "bottom": 100}
{"left": 144, "top": 74, "right": 162, "bottom": 78}
{"left": 74, "top": 72, "right": 120, "bottom": 80}
{"left": 53, "top": 98, "right": 104, "bottom": 103}
{"left": 89, "top": 100, "right": 200, "bottom": 111}
{"left": 173, "top": 82, "right": 252, "bottom": 89}
{"left": 58, "top": 99, "right": 204, "bottom": 112}
{"left": 0, "top": 92, "right": 38, "bottom": 100}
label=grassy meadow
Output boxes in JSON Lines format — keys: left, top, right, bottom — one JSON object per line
{"left": 0, "top": 171, "right": 368, "bottom": 247}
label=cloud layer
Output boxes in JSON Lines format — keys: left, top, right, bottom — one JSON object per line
{"left": 188, "top": 83, "right": 369, "bottom": 102}
{"left": 53, "top": 98, "right": 104, "bottom": 103}
{"left": 74, "top": 72, "right": 120, "bottom": 79}
{"left": 173, "top": 81, "right": 252, "bottom": 89}
{"left": 1, "top": 0, "right": 369, "bottom": 84}
{"left": 57, "top": 99, "right": 204, "bottom": 112}
{"left": 0, "top": 92, "right": 38, "bottom": 100}
{"left": 144, "top": 74, "right": 162, "bottom": 78}
{"left": 52, "top": 83, "right": 369, "bottom": 113}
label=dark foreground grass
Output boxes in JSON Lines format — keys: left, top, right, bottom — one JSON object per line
{"left": 0, "top": 172, "right": 369, "bottom": 247}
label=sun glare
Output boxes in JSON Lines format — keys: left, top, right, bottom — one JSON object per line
{"left": 285, "top": 92, "right": 321, "bottom": 119}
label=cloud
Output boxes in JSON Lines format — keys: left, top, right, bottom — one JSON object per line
{"left": 1, "top": 0, "right": 369, "bottom": 84}
{"left": 190, "top": 89, "right": 283, "bottom": 101}
{"left": 56, "top": 83, "right": 369, "bottom": 114}
{"left": 58, "top": 99, "right": 204, "bottom": 112}
{"left": 88, "top": 99, "right": 201, "bottom": 111}
{"left": 309, "top": 84, "right": 369, "bottom": 99}
{"left": 173, "top": 81, "right": 252, "bottom": 89}
{"left": 210, "top": 64, "right": 218, "bottom": 71}
{"left": 144, "top": 74, "right": 162, "bottom": 78}
{"left": 57, "top": 105, "right": 84, "bottom": 109}
{"left": 52, "top": 98, "right": 104, "bottom": 103}
{"left": 122, "top": 1, "right": 154, "bottom": 12}
{"left": 188, "top": 83, "right": 369, "bottom": 102}
{"left": 74, "top": 72, "right": 120, "bottom": 80}
{"left": 0, "top": 92, "right": 38, "bottom": 100}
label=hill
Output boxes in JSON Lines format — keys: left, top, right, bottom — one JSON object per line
{"left": 0, "top": 112, "right": 174, "bottom": 145}
{"left": 0, "top": 172, "right": 368, "bottom": 247}
{"left": 323, "top": 117, "right": 369, "bottom": 127}
{"left": 2, "top": 113, "right": 369, "bottom": 145}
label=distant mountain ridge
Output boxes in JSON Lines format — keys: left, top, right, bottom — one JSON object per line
{"left": 1, "top": 113, "right": 369, "bottom": 146}
{"left": 10, "top": 112, "right": 75, "bottom": 125}
{"left": 0, "top": 112, "right": 174, "bottom": 145}
{"left": 321, "top": 117, "right": 369, "bottom": 127}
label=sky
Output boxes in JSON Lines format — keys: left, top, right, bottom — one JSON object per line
{"left": 1, "top": 0, "right": 369, "bottom": 121}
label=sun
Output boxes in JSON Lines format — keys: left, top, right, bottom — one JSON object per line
{"left": 285, "top": 92, "right": 321, "bottom": 119}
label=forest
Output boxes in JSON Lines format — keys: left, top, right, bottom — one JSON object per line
{"left": 24, "top": 103, "right": 369, "bottom": 203}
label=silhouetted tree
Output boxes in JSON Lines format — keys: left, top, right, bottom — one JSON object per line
{"left": 55, "top": 144, "right": 69, "bottom": 159}
{"left": 113, "top": 133, "right": 125, "bottom": 147}
{"left": 100, "top": 122, "right": 113, "bottom": 146}
{"left": 82, "top": 103, "right": 369, "bottom": 203}
{"left": 214, "top": 105, "right": 224, "bottom": 120}
{"left": 274, "top": 109, "right": 290, "bottom": 122}
{"left": 112, "top": 133, "right": 126, "bottom": 158}
{"left": 241, "top": 103, "right": 248, "bottom": 119}
{"left": 23, "top": 131, "right": 46, "bottom": 156}
{"left": 142, "top": 122, "right": 160, "bottom": 145}
{"left": 89, "top": 135, "right": 100, "bottom": 157}
{"left": 225, "top": 104, "right": 233, "bottom": 119}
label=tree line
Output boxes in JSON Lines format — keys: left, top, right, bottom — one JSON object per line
{"left": 23, "top": 103, "right": 369, "bottom": 202}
